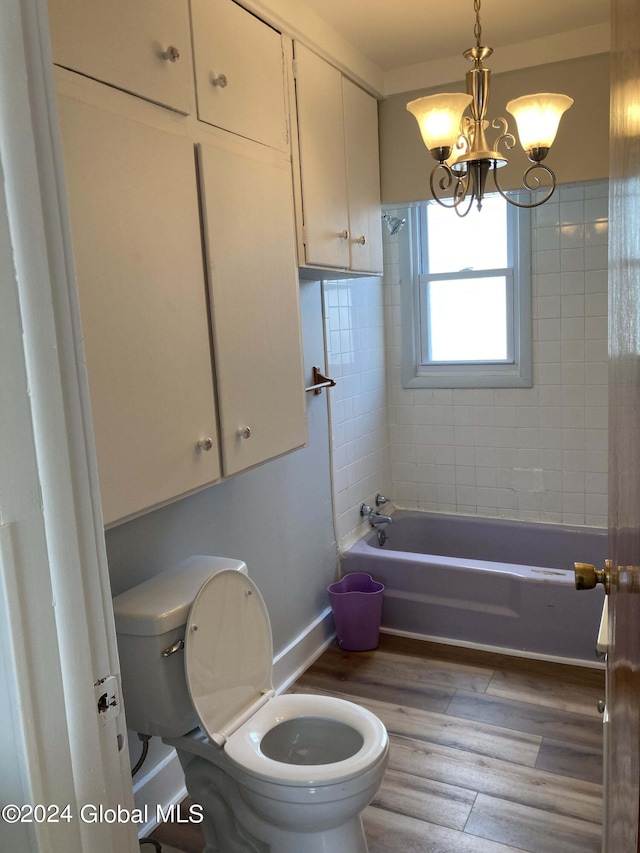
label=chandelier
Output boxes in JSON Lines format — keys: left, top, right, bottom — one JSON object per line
{"left": 406, "top": 0, "right": 573, "bottom": 215}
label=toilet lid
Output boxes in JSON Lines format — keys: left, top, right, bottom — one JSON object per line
{"left": 185, "top": 569, "right": 274, "bottom": 744}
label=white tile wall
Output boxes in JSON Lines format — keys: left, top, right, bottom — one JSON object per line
{"left": 323, "top": 276, "right": 392, "bottom": 546}
{"left": 384, "top": 181, "right": 609, "bottom": 527}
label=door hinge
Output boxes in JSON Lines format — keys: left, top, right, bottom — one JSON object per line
{"left": 94, "top": 675, "right": 120, "bottom": 726}
{"left": 292, "top": 58, "right": 298, "bottom": 79}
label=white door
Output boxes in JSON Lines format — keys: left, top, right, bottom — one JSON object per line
{"left": 1, "top": 1, "right": 138, "bottom": 852}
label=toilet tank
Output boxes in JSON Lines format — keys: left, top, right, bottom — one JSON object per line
{"left": 113, "top": 555, "right": 248, "bottom": 737}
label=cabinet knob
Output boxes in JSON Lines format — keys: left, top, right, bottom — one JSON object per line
{"left": 338, "top": 230, "right": 349, "bottom": 240}
{"left": 197, "top": 437, "right": 214, "bottom": 451}
{"left": 355, "top": 235, "right": 366, "bottom": 245}
{"left": 237, "top": 426, "right": 252, "bottom": 439}
{"left": 162, "top": 46, "right": 180, "bottom": 63}
{"left": 212, "top": 73, "right": 228, "bottom": 88}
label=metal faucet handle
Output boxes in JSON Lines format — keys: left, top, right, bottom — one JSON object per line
{"left": 360, "top": 503, "right": 373, "bottom": 517}
{"left": 375, "top": 494, "right": 388, "bottom": 507}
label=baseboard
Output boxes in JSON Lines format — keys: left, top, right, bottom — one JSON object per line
{"left": 273, "top": 605, "right": 336, "bottom": 693}
{"left": 133, "top": 748, "right": 187, "bottom": 837}
{"left": 380, "top": 627, "right": 606, "bottom": 670}
{"left": 134, "top": 607, "right": 336, "bottom": 837}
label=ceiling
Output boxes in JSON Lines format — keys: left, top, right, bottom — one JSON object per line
{"left": 300, "top": 0, "right": 610, "bottom": 72}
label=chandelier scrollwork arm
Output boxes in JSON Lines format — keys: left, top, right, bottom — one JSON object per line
{"left": 492, "top": 117, "right": 516, "bottom": 154}
{"left": 429, "top": 162, "right": 471, "bottom": 210}
{"left": 492, "top": 162, "right": 557, "bottom": 208}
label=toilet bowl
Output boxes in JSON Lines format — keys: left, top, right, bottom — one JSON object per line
{"left": 113, "top": 558, "right": 388, "bottom": 853}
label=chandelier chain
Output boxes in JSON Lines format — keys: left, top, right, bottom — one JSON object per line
{"left": 473, "top": 0, "right": 482, "bottom": 47}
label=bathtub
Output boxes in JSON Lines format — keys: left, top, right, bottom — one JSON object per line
{"left": 341, "top": 511, "right": 607, "bottom": 664}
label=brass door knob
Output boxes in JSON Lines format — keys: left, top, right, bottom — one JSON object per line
{"left": 574, "top": 560, "right": 612, "bottom": 595}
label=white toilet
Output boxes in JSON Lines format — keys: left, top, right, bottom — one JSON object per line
{"left": 113, "top": 556, "right": 389, "bottom": 853}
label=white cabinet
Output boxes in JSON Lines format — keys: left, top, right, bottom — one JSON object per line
{"left": 191, "top": 0, "right": 288, "bottom": 152}
{"left": 293, "top": 43, "right": 383, "bottom": 275}
{"left": 294, "top": 43, "right": 349, "bottom": 270}
{"left": 48, "top": 0, "right": 194, "bottom": 114}
{"left": 197, "top": 134, "right": 306, "bottom": 475}
{"left": 57, "top": 90, "right": 221, "bottom": 525}
{"left": 342, "top": 78, "right": 384, "bottom": 275}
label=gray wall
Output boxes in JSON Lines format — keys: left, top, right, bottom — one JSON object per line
{"left": 105, "top": 279, "right": 338, "bottom": 656}
{"left": 379, "top": 53, "right": 610, "bottom": 205}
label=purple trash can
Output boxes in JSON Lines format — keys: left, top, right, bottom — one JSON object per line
{"left": 328, "top": 572, "right": 384, "bottom": 651}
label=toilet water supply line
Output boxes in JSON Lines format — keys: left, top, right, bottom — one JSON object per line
{"left": 131, "top": 732, "right": 152, "bottom": 777}
{"left": 134, "top": 735, "right": 163, "bottom": 852}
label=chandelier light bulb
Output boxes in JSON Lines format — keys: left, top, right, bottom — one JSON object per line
{"left": 506, "top": 93, "right": 574, "bottom": 161}
{"left": 406, "top": 93, "right": 473, "bottom": 162}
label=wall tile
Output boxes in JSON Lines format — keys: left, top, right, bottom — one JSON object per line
{"left": 382, "top": 181, "right": 608, "bottom": 529}
{"left": 328, "top": 185, "right": 608, "bottom": 546}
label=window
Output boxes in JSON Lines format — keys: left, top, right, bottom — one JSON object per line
{"left": 398, "top": 194, "right": 531, "bottom": 388}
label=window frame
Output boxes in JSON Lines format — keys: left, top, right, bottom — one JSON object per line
{"left": 399, "top": 195, "right": 532, "bottom": 389}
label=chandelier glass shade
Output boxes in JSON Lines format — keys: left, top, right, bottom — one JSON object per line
{"left": 407, "top": 1, "right": 573, "bottom": 215}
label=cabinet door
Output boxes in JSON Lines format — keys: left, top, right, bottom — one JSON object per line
{"left": 48, "top": 0, "right": 194, "bottom": 114}
{"left": 57, "top": 96, "right": 220, "bottom": 525}
{"left": 294, "top": 43, "right": 350, "bottom": 269}
{"left": 191, "top": 0, "right": 288, "bottom": 152}
{"left": 198, "top": 136, "right": 307, "bottom": 476}
{"left": 343, "top": 78, "right": 384, "bottom": 275}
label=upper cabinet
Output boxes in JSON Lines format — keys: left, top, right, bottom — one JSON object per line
{"left": 197, "top": 134, "right": 306, "bottom": 476}
{"left": 342, "top": 78, "right": 384, "bottom": 275}
{"left": 48, "top": 0, "right": 195, "bottom": 114}
{"left": 57, "top": 91, "right": 221, "bottom": 525}
{"left": 49, "top": 0, "right": 386, "bottom": 522}
{"left": 191, "top": 0, "right": 288, "bottom": 152}
{"left": 293, "top": 43, "right": 383, "bottom": 275}
{"left": 52, "top": 0, "right": 307, "bottom": 526}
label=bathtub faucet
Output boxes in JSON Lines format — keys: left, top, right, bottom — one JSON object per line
{"left": 360, "top": 504, "right": 393, "bottom": 527}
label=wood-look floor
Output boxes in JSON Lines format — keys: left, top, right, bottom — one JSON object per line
{"left": 150, "top": 634, "right": 605, "bottom": 853}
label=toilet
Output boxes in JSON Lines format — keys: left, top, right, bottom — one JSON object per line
{"left": 113, "top": 556, "right": 389, "bottom": 853}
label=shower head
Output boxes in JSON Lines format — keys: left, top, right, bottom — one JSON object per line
{"left": 382, "top": 212, "right": 406, "bottom": 235}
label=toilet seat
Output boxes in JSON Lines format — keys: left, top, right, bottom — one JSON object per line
{"left": 184, "top": 570, "right": 388, "bottom": 788}
{"left": 185, "top": 569, "right": 275, "bottom": 746}
{"left": 224, "top": 693, "right": 388, "bottom": 787}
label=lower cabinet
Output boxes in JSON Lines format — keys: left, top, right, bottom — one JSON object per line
{"left": 57, "top": 75, "right": 306, "bottom": 525}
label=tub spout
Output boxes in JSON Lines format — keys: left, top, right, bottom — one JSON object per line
{"left": 360, "top": 504, "right": 393, "bottom": 526}
{"left": 370, "top": 513, "right": 393, "bottom": 526}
